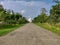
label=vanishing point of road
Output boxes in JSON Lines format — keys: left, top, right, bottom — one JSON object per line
{"left": 0, "top": 23, "right": 60, "bottom": 45}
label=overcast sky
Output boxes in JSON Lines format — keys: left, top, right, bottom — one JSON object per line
{"left": 0, "top": 0, "right": 55, "bottom": 19}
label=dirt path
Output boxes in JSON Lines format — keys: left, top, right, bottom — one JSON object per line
{"left": 0, "top": 23, "right": 60, "bottom": 45}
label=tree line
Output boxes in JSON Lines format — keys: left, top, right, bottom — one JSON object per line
{"left": 0, "top": 4, "right": 28, "bottom": 25}
{"left": 33, "top": 0, "right": 60, "bottom": 25}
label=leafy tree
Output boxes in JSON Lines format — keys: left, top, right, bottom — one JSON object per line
{"left": 0, "top": 4, "right": 28, "bottom": 24}
{"left": 50, "top": 3, "right": 60, "bottom": 24}
{"left": 0, "top": 4, "right": 4, "bottom": 11}
{"left": 33, "top": 8, "right": 48, "bottom": 23}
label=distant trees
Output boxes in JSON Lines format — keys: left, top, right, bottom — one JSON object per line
{"left": 4, "top": 11, "right": 28, "bottom": 24}
{"left": 33, "top": 8, "right": 48, "bottom": 23}
{"left": 0, "top": 4, "right": 28, "bottom": 25}
{"left": 48, "top": 0, "right": 60, "bottom": 24}
{"left": 50, "top": 4, "right": 60, "bottom": 24}
{"left": 0, "top": 4, "right": 4, "bottom": 21}
{"left": 33, "top": 0, "right": 60, "bottom": 25}
{"left": 0, "top": 4, "right": 4, "bottom": 11}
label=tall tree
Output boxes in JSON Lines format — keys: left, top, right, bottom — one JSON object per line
{"left": 33, "top": 8, "right": 48, "bottom": 23}
{"left": 50, "top": 3, "right": 60, "bottom": 24}
{"left": 0, "top": 4, "right": 4, "bottom": 11}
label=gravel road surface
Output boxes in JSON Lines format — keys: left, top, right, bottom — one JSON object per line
{"left": 0, "top": 23, "right": 60, "bottom": 45}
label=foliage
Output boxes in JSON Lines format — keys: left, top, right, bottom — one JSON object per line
{"left": 0, "top": 24, "right": 24, "bottom": 36}
{"left": 0, "top": 4, "right": 28, "bottom": 36}
{"left": 33, "top": 0, "right": 60, "bottom": 35}
{"left": 35, "top": 23, "right": 60, "bottom": 35}
{"left": 0, "top": 4, "right": 28, "bottom": 25}
{"left": 33, "top": 2, "right": 60, "bottom": 24}
{"left": 33, "top": 8, "right": 48, "bottom": 23}
{"left": 49, "top": 3, "right": 60, "bottom": 24}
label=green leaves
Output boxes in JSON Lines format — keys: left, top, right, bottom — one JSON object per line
{"left": 33, "top": 8, "right": 48, "bottom": 23}
{"left": 0, "top": 4, "right": 28, "bottom": 25}
{"left": 50, "top": 4, "right": 60, "bottom": 23}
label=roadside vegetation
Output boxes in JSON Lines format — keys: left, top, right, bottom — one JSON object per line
{"left": 33, "top": 0, "right": 60, "bottom": 35}
{"left": 0, "top": 4, "right": 28, "bottom": 36}
{"left": 36, "top": 23, "right": 60, "bottom": 35}
{"left": 0, "top": 24, "right": 24, "bottom": 36}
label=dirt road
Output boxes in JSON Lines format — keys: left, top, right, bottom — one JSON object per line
{"left": 0, "top": 23, "right": 60, "bottom": 45}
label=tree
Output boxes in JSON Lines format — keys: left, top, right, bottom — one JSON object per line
{"left": 40, "top": 8, "right": 47, "bottom": 23}
{"left": 53, "top": 0, "right": 60, "bottom": 3}
{"left": 53, "top": 0, "right": 60, "bottom": 9}
{"left": 0, "top": 4, "right": 28, "bottom": 24}
{"left": 33, "top": 8, "right": 48, "bottom": 23}
{"left": 50, "top": 4, "right": 60, "bottom": 24}
{"left": 0, "top": 4, "right": 4, "bottom": 21}
{"left": 0, "top": 4, "right": 4, "bottom": 11}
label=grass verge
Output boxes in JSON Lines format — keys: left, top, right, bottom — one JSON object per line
{"left": 35, "top": 23, "right": 60, "bottom": 35}
{"left": 0, "top": 24, "right": 24, "bottom": 36}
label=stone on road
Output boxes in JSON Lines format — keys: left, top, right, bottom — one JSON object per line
{"left": 0, "top": 23, "right": 60, "bottom": 45}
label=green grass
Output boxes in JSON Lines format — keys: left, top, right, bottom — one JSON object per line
{"left": 35, "top": 23, "right": 60, "bottom": 35}
{"left": 0, "top": 24, "right": 24, "bottom": 36}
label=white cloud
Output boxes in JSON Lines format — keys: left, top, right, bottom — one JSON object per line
{"left": 0, "top": 1, "right": 4, "bottom": 5}
{"left": 0, "top": 1, "right": 50, "bottom": 19}
{"left": 12, "top": 1, "right": 34, "bottom": 6}
{"left": 17, "top": 1, "right": 47, "bottom": 7}
{"left": 10, "top": 1, "right": 46, "bottom": 7}
{"left": 24, "top": 2, "right": 34, "bottom": 6}
{"left": 1, "top": 1, "right": 47, "bottom": 7}
{"left": 20, "top": 10, "right": 26, "bottom": 14}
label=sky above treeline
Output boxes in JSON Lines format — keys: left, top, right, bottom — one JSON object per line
{"left": 0, "top": 0, "right": 55, "bottom": 19}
